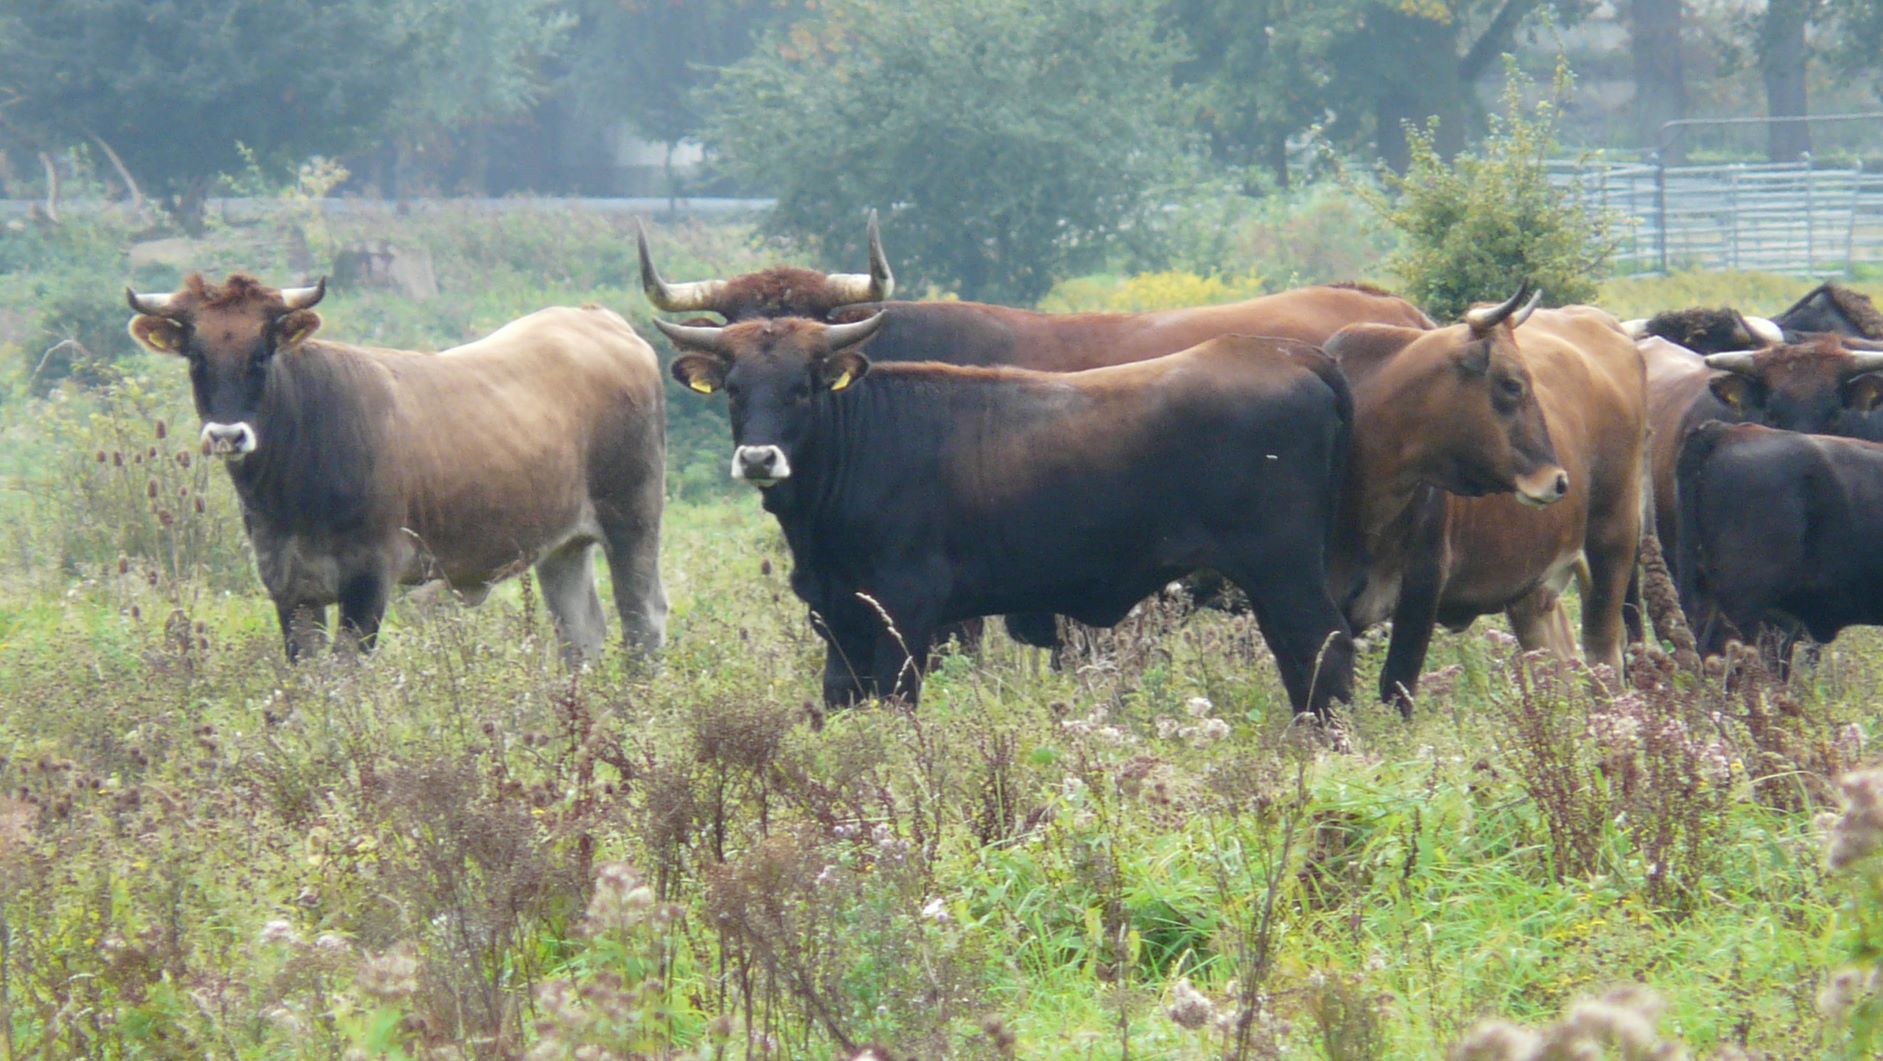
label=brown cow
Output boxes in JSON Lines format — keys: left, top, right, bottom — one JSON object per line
{"left": 637, "top": 215, "right": 1437, "bottom": 367}
{"left": 126, "top": 274, "right": 668, "bottom": 661}
{"left": 1327, "top": 289, "right": 1647, "bottom": 709}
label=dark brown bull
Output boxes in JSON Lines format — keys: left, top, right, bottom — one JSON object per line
{"left": 660, "top": 314, "right": 1357, "bottom": 718}
{"left": 641, "top": 215, "right": 1433, "bottom": 648}
{"left": 637, "top": 215, "right": 1436, "bottom": 366}
{"left": 1328, "top": 290, "right": 1647, "bottom": 709}
{"left": 127, "top": 273, "right": 668, "bottom": 661}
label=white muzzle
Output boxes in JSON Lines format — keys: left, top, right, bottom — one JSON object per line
{"left": 732, "top": 445, "right": 790, "bottom": 487}
{"left": 201, "top": 422, "right": 257, "bottom": 459}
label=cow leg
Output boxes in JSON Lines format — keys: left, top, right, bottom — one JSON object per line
{"left": 1579, "top": 521, "right": 1639, "bottom": 683}
{"left": 1505, "top": 588, "right": 1576, "bottom": 658}
{"left": 1003, "top": 612, "right": 1060, "bottom": 650}
{"left": 1230, "top": 565, "right": 1354, "bottom": 722}
{"left": 598, "top": 504, "right": 668, "bottom": 658}
{"left": 1622, "top": 568, "right": 1645, "bottom": 644}
{"left": 275, "top": 599, "right": 329, "bottom": 662}
{"left": 813, "top": 603, "right": 877, "bottom": 708}
{"left": 537, "top": 542, "right": 607, "bottom": 664}
{"left": 337, "top": 571, "right": 390, "bottom": 655}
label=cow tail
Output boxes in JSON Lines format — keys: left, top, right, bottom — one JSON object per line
{"left": 1297, "top": 347, "right": 1354, "bottom": 554}
{"left": 1673, "top": 421, "right": 1733, "bottom": 647}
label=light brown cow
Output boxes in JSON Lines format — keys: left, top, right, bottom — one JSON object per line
{"left": 126, "top": 273, "right": 667, "bottom": 661}
{"left": 1327, "top": 290, "right": 1647, "bottom": 709}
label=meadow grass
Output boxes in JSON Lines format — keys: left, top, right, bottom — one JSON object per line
{"left": 4, "top": 210, "right": 1882, "bottom": 1055}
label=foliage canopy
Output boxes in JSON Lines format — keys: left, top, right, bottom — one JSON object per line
{"left": 703, "top": 0, "right": 1190, "bottom": 302}
{"left": 1365, "top": 62, "right": 1609, "bottom": 320}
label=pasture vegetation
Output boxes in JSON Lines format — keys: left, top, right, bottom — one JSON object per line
{"left": 5, "top": 210, "right": 1883, "bottom": 1058}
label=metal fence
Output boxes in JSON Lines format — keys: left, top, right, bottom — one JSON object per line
{"left": 1550, "top": 157, "right": 1883, "bottom": 276}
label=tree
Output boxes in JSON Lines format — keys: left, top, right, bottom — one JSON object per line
{"left": 1318, "top": 0, "right": 1592, "bottom": 172}
{"left": 1629, "top": 0, "right": 1687, "bottom": 160}
{"left": 1759, "top": 0, "right": 1815, "bottom": 162}
{"left": 1362, "top": 62, "right": 1608, "bottom": 321}
{"left": 382, "top": 0, "right": 573, "bottom": 194}
{"left": 0, "top": 0, "right": 427, "bottom": 229}
{"left": 703, "top": 0, "right": 1189, "bottom": 302}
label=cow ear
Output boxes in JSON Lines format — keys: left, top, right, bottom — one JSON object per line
{"left": 129, "top": 315, "right": 185, "bottom": 354}
{"left": 1845, "top": 373, "right": 1883, "bottom": 413}
{"left": 819, "top": 350, "right": 870, "bottom": 392}
{"left": 1709, "top": 373, "right": 1758, "bottom": 412}
{"left": 672, "top": 353, "right": 729, "bottom": 395}
{"left": 277, "top": 309, "right": 321, "bottom": 350}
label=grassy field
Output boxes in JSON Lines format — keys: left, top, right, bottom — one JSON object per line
{"left": 3, "top": 209, "right": 1883, "bottom": 1057}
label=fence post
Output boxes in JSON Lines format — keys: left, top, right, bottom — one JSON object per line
{"left": 1652, "top": 151, "right": 1668, "bottom": 274}
{"left": 1803, "top": 151, "right": 1814, "bottom": 274}
{"left": 1849, "top": 158, "right": 1864, "bottom": 276}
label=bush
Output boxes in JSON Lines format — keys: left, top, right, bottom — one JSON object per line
{"left": 1361, "top": 60, "right": 1609, "bottom": 320}
{"left": 1038, "top": 270, "right": 1268, "bottom": 314}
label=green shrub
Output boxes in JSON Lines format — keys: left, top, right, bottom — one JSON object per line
{"left": 1361, "top": 60, "right": 1609, "bottom": 320}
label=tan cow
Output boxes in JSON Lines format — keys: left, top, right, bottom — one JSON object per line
{"left": 126, "top": 273, "right": 667, "bottom": 661}
{"left": 1327, "top": 289, "right": 1647, "bottom": 710}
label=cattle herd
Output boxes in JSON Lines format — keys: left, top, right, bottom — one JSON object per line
{"left": 119, "top": 215, "right": 1883, "bottom": 722}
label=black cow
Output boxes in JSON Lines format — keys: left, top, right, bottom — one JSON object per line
{"left": 1677, "top": 421, "right": 1883, "bottom": 660}
{"left": 660, "top": 314, "right": 1358, "bottom": 718}
{"left": 1771, "top": 282, "right": 1883, "bottom": 341}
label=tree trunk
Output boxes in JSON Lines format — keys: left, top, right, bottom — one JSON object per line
{"left": 1761, "top": 0, "right": 1813, "bottom": 161}
{"left": 1630, "top": 0, "right": 1688, "bottom": 161}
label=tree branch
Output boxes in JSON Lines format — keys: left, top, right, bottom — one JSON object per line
{"left": 1459, "top": 0, "right": 1543, "bottom": 83}
{"left": 87, "top": 131, "right": 150, "bottom": 226}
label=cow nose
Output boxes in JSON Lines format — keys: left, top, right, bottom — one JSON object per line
{"left": 731, "top": 444, "right": 791, "bottom": 485}
{"left": 200, "top": 422, "right": 257, "bottom": 457}
{"left": 1513, "top": 465, "right": 1569, "bottom": 507}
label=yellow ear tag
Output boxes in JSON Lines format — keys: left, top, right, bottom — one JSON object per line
{"left": 689, "top": 379, "right": 716, "bottom": 394}
{"left": 830, "top": 370, "right": 853, "bottom": 392}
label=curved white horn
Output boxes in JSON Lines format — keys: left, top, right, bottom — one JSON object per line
{"left": 1842, "top": 348, "right": 1883, "bottom": 374}
{"left": 1623, "top": 318, "right": 1649, "bottom": 339}
{"left": 1704, "top": 351, "right": 1760, "bottom": 375}
{"left": 126, "top": 288, "right": 180, "bottom": 316}
{"left": 822, "top": 209, "right": 897, "bottom": 304}
{"left": 1464, "top": 283, "right": 1535, "bottom": 331}
{"left": 1744, "top": 316, "right": 1784, "bottom": 345}
{"left": 280, "top": 276, "right": 326, "bottom": 310}
{"left": 636, "top": 218, "right": 727, "bottom": 313}
{"left": 652, "top": 316, "right": 734, "bottom": 356}
{"left": 1508, "top": 288, "right": 1544, "bottom": 329}
{"left": 822, "top": 311, "right": 887, "bottom": 352}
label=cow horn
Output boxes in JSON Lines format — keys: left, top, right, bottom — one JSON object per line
{"left": 1622, "top": 318, "right": 1649, "bottom": 339}
{"left": 652, "top": 316, "right": 734, "bottom": 356}
{"left": 1464, "top": 283, "right": 1535, "bottom": 331}
{"left": 1704, "top": 351, "right": 1759, "bottom": 375}
{"left": 1744, "top": 315, "right": 1784, "bottom": 345}
{"left": 823, "top": 311, "right": 887, "bottom": 352}
{"left": 281, "top": 277, "right": 326, "bottom": 310}
{"left": 126, "top": 288, "right": 180, "bottom": 316}
{"left": 636, "top": 218, "right": 727, "bottom": 313}
{"left": 822, "top": 209, "right": 896, "bottom": 305}
{"left": 1843, "top": 348, "right": 1883, "bottom": 374}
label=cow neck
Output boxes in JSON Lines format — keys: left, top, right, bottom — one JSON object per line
{"left": 761, "top": 369, "right": 963, "bottom": 566}
{"left": 1334, "top": 363, "right": 1451, "bottom": 572}
{"left": 224, "top": 343, "right": 391, "bottom": 536}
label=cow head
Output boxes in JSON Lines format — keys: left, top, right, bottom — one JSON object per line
{"left": 1332, "top": 285, "right": 1567, "bottom": 506}
{"left": 638, "top": 211, "right": 894, "bottom": 323}
{"left": 1623, "top": 308, "right": 1784, "bottom": 354}
{"left": 127, "top": 273, "right": 325, "bottom": 460}
{"left": 661, "top": 314, "right": 887, "bottom": 487}
{"left": 1771, "top": 282, "right": 1883, "bottom": 341}
{"left": 1704, "top": 337, "right": 1883, "bottom": 435}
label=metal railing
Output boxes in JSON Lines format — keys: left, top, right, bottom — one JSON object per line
{"left": 1551, "top": 157, "right": 1883, "bottom": 276}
